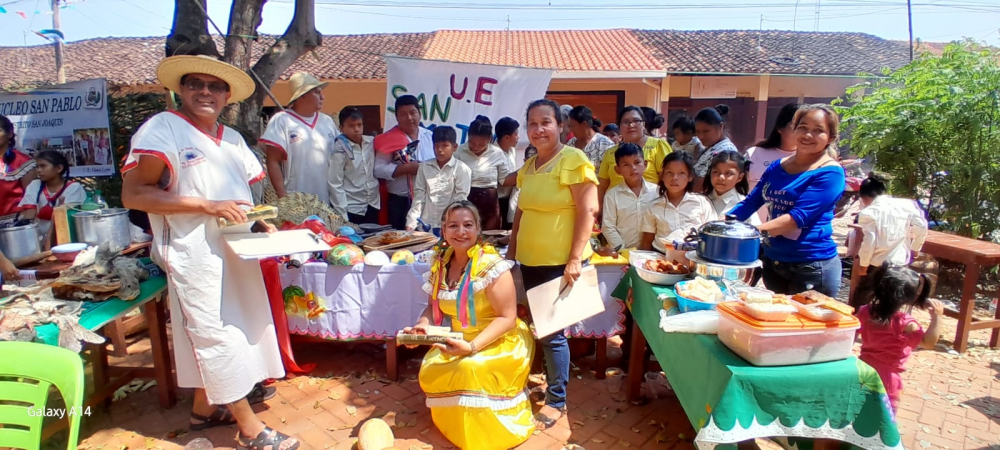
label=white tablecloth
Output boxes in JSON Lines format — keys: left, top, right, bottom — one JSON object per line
{"left": 278, "top": 262, "right": 627, "bottom": 340}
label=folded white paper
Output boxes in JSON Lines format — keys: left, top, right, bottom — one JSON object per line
{"left": 223, "top": 229, "right": 331, "bottom": 259}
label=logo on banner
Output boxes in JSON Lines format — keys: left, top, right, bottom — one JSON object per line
{"left": 180, "top": 148, "right": 207, "bottom": 169}
{"left": 84, "top": 87, "right": 104, "bottom": 109}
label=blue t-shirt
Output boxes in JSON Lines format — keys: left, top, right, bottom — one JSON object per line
{"left": 731, "top": 160, "right": 845, "bottom": 263}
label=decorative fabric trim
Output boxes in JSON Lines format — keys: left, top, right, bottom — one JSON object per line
{"left": 259, "top": 139, "right": 287, "bottom": 160}
{"left": 422, "top": 258, "right": 513, "bottom": 300}
{"left": 425, "top": 388, "right": 530, "bottom": 411}
{"left": 1, "top": 157, "right": 35, "bottom": 181}
{"left": 695, "top": 416, "right": 903, "bottom": 450}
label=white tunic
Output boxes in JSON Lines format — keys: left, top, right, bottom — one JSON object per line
{"left": 260, "top": 111, "right": 341, "bottom": 204}
{"left": 123, "top": 111, "right": 284, "bottom": 405}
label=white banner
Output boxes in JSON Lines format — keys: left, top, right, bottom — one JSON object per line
{"left": 0, "top": 79, "right": 114, "bottom": 177}
{"left": 384, "top": 56, "right": 553, "bottom": 144}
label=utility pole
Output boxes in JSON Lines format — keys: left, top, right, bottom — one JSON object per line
{"left": 52, "top": 0, "right": 65, "bottom": 83}
{"left": 907, "top": 0, "right": 914, "bottom": 61}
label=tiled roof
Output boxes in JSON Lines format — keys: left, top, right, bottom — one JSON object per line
{"left": 423, "top": 29, "right": 665, "bottom": 72}
{"left": 631, "top": 30, "right": 912, "bottom": 75}
{"left": 0, "top": 29, "right": 925, "bottom": 88}
{"left": 0, "top": 32, "right": 432, "bottom": 89}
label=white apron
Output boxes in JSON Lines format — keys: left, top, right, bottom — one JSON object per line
{"left": 124, "top": 111, "right": 285, "bottom": 405}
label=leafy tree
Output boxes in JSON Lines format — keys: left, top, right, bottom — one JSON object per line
{"left": 836, "top": 41, "right": 1000, "bottom": 240}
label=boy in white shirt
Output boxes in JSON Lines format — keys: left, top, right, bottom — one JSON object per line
{"left": 405, "top": 126, "right": 472, "bottom": 234}
{"left": 601, "top": 143, "right": 658, "bottom": 253}
{"left": 329, "top": 106, "right": 380, "bottom": 224}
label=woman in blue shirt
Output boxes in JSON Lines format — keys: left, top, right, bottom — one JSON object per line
{"left": 730, "top": 105, "right": 846, "bottom": 297}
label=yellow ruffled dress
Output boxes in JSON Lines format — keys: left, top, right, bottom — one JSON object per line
{"left": 419, "top": 246, "right": 536, "bottom": 450}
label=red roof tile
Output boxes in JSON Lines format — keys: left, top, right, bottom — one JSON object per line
{"left": 424, "top": 29, "right": 664, "bottom": 72}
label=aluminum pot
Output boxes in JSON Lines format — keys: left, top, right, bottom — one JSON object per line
{"left": 677, "top": 219, "right": 761, "bottom": 265}
{"left": 0, "top": 222, "right": 40, "bottom": 260}
{"left": 73, "top": 208, "right": 131, "bottom": 250}
{"left": 688, "top": 253, "right": 759, "bottom": 284}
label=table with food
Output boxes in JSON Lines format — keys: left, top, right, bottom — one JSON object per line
{"left": 257, "top": 194, "right": 628, "bottom": 376}
{"left": 611, "top": 218, "right": 902, "bottom": 449}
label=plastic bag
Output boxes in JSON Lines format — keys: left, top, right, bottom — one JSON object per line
{"left": 659, "top": 309, "right": 719, "bottom": 334}
{"left": 279, "top": 218, "right": 350, "bottom": 247}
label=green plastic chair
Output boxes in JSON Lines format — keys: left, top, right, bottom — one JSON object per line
{"left": 0, "top": 341, "right": 86, "bottom": 450}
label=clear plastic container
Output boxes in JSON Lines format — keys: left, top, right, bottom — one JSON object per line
{"left": 716, "top": 302, "right": 860, "bottom": 366}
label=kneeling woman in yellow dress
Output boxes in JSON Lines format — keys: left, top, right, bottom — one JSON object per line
{"left": 403, "top": 201, "right": 535, "bottom": 450}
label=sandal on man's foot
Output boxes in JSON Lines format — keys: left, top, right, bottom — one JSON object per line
{"left": 190, "top": 406, "right": 236, "bottom": 431}
{"left": 247, "top": 383, "right": 277, "bottom": 405}
{"left": 236, "top": 426, "right": 300, "bottom": 450}
{"left": 533, "top": 406, "right": 567, "bottom": 430}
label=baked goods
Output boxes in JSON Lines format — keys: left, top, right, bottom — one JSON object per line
{"left": 792, "top": 290, "right": 854, "bottom": 316}
{"left": 643, "top": 259, "right": 690, "bottom": 275}
{"left": 677, "top": 276, "right": 724, "bottom": 303}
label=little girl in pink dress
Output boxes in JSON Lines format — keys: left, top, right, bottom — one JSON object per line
{"left": 857, "top": 265, "right": 943, "bottom": 413}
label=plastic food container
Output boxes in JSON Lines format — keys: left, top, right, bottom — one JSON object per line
{"left": 674, "top": 281, "right": 728, "bottom": 313}
{"left": 716, "top": 301, "right": 860, "bottom": 366}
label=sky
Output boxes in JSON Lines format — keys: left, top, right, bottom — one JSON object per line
{"left": 1, "top": 0, "right": 999, "bottom": 48}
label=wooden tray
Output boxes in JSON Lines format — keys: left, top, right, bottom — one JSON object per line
{"left": 362, "top": 231, "right": 437, "bottom": 252}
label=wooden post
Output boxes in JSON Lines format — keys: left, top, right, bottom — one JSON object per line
{"left": 51, "top": 0, "right": 65, "bottom": 84}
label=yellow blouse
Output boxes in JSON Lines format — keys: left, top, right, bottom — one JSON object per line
{"left": 598, "top": 136, "right": 671, "bottom": 188}
{"left": 515, "top": 146, "right": 597, "bottom": 266}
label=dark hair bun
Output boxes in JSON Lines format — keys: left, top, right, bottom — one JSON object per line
{"left": 714, "top": 104, "right": 730, "bottom": 116}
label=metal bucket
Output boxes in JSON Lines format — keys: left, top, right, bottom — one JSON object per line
{"left": 0, "top": 222, "right": 40, "bottom": 260}
{"left": 73, "top": 208, "right": 131, "bottom": 250}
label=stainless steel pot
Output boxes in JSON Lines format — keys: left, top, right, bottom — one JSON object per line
{"left": 686, "top": 251, "right": 762, "bottom": 285}
{"left": 73, "top": 208, "right": 131, "bottom": 250}
{"left": 0, "top": 222, "right": 40, "bottom": 260}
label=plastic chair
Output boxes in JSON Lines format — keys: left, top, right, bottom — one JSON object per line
{"left": 0, "top": 341, "right": 86, "bottom": 450}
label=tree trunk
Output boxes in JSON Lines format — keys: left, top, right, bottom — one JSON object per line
{"left": 235, "top": 0, "right": 321, "bottom": 142}
{"left": 220, "top": 0, "right": 266, "bottom": 135}
{"left": 166, "top": 0, "right": 221, "bottom": 58}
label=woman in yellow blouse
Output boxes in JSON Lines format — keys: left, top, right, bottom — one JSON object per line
{"left": 404, "top": 201, "right": 535, "bottom": 450}
{"left": 597, "top": 106, "right": 672, "bottom": 213}
{"left": 508, "top": 99, "right": 599, "bottom": 429}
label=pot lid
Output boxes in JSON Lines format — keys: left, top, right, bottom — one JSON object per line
{"left": 699, "top": 219, "right": 761, "bottom": 238}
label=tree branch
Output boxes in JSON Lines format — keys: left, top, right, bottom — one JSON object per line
{"left": 166, "top": 0, "right": 221, "bottom": 58}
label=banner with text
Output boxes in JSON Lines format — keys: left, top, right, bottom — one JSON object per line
{"left": 0, "top": 78, "right": 113, "bottom": 177}
{"left": 384, "top": 56, "right": 553, "bottom": 144}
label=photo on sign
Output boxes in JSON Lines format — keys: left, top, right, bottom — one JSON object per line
{"left": 71, "top": 128, "right": 112, "bottom": 167}
{"left": 21, "top": 135, "right": 74, "bottom": 160}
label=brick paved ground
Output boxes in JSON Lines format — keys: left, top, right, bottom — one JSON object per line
{"left": 62, "top": 310, "right": 1000, "bottom": 450}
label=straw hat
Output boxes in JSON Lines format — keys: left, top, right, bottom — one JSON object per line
{"left": 157, "top": 55, "right": 255, "bottom": 104}
{"left": 286, "top": 72, "right": 328, "bottom": 106}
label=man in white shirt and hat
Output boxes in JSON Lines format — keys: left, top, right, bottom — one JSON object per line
{"left": 121, "top": 55, "right": 298, "bottom": 450}
{"left": 260, "top": 71, "right": 340, "bottom": 204}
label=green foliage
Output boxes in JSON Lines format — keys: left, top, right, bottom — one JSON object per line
{"left": 836, "top": 40, "right": 1000, "bottom": 239}
{"left": 77, "top": 90, "right": 167, "bottom": 207}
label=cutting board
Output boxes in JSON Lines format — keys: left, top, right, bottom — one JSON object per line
{"left": 223, "top": 229, "right": 331, "bottom": 259}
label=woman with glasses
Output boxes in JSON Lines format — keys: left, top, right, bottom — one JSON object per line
{"left": 596, "top": 106, "right": 671, "bottom": 214}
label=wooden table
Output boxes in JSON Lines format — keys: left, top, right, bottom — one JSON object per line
{"left": 915, "top": 230, "right": 1000, "bottom": 353}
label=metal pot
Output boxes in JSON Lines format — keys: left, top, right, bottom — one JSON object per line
{"left": 677, "top": 219, "right": 761, "bottom": 265}
{"left": 0, "top": 222, "right": 40, "bottom": 260}
{"left": 686, "top": 251, "right": 761, "bottom": 284}
{"left": 73, "top": 208, "right": 131, "bottom": 250}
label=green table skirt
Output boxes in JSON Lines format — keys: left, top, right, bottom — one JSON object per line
{"left": 612, "top": 268, "right": 902, "bottom": 450}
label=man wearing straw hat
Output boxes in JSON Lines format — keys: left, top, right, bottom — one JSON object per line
{"left": 260, "top": 71, "right": 340, "bottom": 204}
{"left": 121, "top": 55, "right": 299, "bottom": 450}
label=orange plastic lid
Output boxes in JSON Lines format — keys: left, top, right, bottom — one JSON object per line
{"left": 717, "top": 301, "right": 860, "bottom": 331}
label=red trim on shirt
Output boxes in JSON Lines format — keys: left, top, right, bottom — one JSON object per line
{"left": 168, "top": 110, "right": 224, "bottom": 145}
{"left": 123, "top": 149, "right": 175, "bottom": 189}
{"left": 286, "top": 110, "right": 318, "bottom": 129}
{"left": 259, "top": 139, "right": 287, "bottom": 160}
{"left": 19, "top": 205, "right": 38, "bottom": 210}
{"left": 249, "top": 171, "right": 267, "bottom": 185}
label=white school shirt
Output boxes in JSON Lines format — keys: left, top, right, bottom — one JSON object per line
{"left": 259, "top": 110, "right": 340, "bottom": 204}
{"left": 857, "top": 195, "right": 929, "bottom": 268}
{"left": 373, "top": 127, "right": 436, "bottom": 197}
{"left": 641, "top": 192, "right": 716, "bottom": 253}
{"left": 454, "top": 142, "right": 510, "bottom": 189}
{"left": 17, "top": 179, "right": 87, "bottom": 235}
{"left": 405, "top": 157, "right": 472, "bottom": 229}
{"left": 329, "top": 135, "right": 379, "bottom": 218}
{"left": 602, "top": 180, "right": 659, "bottom": 250}
{"left": 499, "top": 146, "right": 517, "bottom": 199}
{"left": 707, "top": 189, "right": 762, "bottom": 226}
{"left": 122, "top": 111, "right": 283, "bottom": 405}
